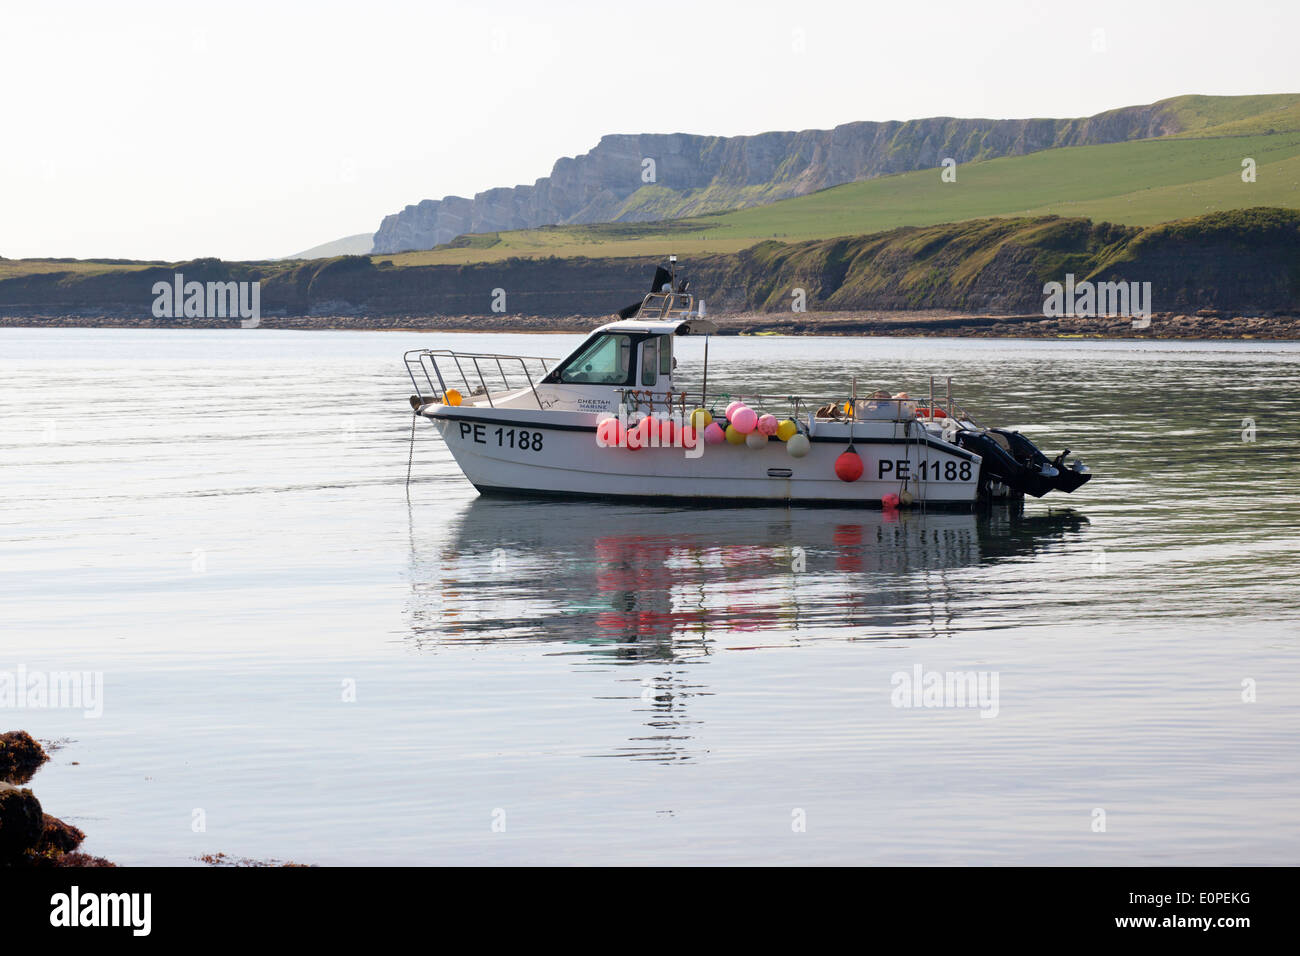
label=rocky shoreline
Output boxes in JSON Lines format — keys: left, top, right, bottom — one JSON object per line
{"left": 0, "top": 731, "right": 114, "bottom": 867}
{"left": 2, "top": 309, "right": 1298, "bottom": 339}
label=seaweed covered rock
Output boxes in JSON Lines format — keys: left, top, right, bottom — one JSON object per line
{"left": 0, "top": 783, "right": 45, "bottom": 861}
{"left": 51, "top": 851, "right": 116, "bottom": 868}
{"left": 0, "top": 730, "right": 49, "bottom": 784}
{"left": 38, "top": 813, "right": 85, "bottom": 855}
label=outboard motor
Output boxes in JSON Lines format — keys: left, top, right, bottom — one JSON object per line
{"left": 1044, "top": 446, "right": 1092, "bottom": 493}
{"left": 990, "top": 429, "right": 1092, "bottom": 495}
{"left": 955, "top": 428, "right": 1091, "bottom": 498}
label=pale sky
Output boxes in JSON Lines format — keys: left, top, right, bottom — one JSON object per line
{"left": 1, "top": 0, "right": 1296, "bottom": 261}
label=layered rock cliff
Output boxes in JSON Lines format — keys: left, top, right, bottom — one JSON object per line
{"left": 372, "top": 100, "right": 1184, "bottom": 254}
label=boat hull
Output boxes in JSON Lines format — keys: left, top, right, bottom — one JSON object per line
{"left": 423, "top": 406, "right": 981, "bottom": 508}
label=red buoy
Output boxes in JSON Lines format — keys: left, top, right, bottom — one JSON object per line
{"left": 834, "top": 449, "right": 863, "bottom": 482}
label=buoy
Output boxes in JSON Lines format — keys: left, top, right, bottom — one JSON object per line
{"left": 776, "top": 419, "right": 798, "bottom": 442}
{"left": 843, "top": 401, "right": 854, "bottom": 416}
{"left": 703, "top": 423, "right": 726, "bottom": 444}
{"left": 835, "top": 449, "right": 864, "bottom": 482}
{"left": 690, "top": 408, "right": 712, "bottom": 431}
{"left": 681, "top": 425, "right": 698, "bottom": 448}
{"left": 725, "top": 424, "right": 746, "bottom": 445}
{"left": 445, "top": 389, "right": 463, "bottom": 406}
{"left": 745, "top": 431, "right": 767, "bottom": 449}
{"left": 725, "top": 401, "right": 747, "bottom": 420}
{"left": 899, "top": 489, "right": 915, "bottom": 506}
{"left": 787, "top": 434, "right": 811, "bottom": 458}
{"left": 596, "top": 417, "right": 623, "bottom": 447}
{"left": 757, "top": 414, "right": 779, "bottom": 436}
{"left": 625, "top": 420, "right": 647, "bottom": 450}
{"left": 732, "top": 407, "right": 758, "bottom": 434}
{"left": 659, "top": 417, "right": 677, "bottom": 445}
{"left": 882, "top": 492, "right": 901, "bottom": 509}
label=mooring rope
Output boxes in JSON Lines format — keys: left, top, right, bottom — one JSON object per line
{"left": 405, "top": 410, "right": 418, "bottom": 496}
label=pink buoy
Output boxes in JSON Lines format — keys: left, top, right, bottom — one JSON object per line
{"left": 882, "top": 492, "right": 901, "bottom": 509}
{"left": 757, "top": 414, "right": 778, "bottom": 436}
{"left": 703, "top": 422, "right": 726, "bottom": 444}
{"left": 660, "top": 417, "right": 677, "bottom": 445}
{"left": 680, "top": 425, "right": 698, "bottom": 448}
{"left": 732, "top": 407, "right": 758, "bottom": 434}
{"left": 596, "top": 417, "right": 623, "bottom": 448}
{"left": 725, "top": 401, "right": 747, "bottom": 420}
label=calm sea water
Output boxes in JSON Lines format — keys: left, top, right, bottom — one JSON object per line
{"left": 2, "top": 329, "right": 1298, "bottom": 865}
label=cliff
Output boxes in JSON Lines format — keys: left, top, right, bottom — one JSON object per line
{"left": 371, "top": 100, "right": 1187, "bottom": 254}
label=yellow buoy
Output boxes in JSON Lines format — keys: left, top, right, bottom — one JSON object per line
{"left": 776, "top": 419, "right": 797, "bottom": 442}
{"left": 445, "top": 389, "right": 463, "bottom": 406}
{"left": 690, "top": 408, "right": 712, "bottom": 431}
{"left": 725, "top": 424, "right": 746, "bottom": 445}
{"left": 843, "top": 401, "right": 854, "bottom": 416}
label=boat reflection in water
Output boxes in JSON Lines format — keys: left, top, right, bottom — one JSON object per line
{"left": 406, "top": 499, "right": 1087, "bottom": 761}
{"left": 407, "top": 499, "right": 1089, "bottom": 655}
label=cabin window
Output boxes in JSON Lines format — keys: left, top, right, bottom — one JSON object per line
{"left": 641, "top": 339, "right": 657, "bottom": 386}
{"left": 556, "top": 333, "right": 633, "bottom": 385}
{"left": 659, "top": 336, "right": 673, "bottom": 377}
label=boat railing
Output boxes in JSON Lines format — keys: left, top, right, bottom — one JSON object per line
{"left": 406, "top": 352, "right": 982, "bottom": 428}
{"left": 617, "top": 388, "right": 911, "bottom": 423}
{"left": 635, "top": 292, "right": 701, "bottom": 320}
{"left": 620, "top": 378, "right": 979, "bottom": 427}
{"left": 404, "top": 349, "right": 560, "bottom": 409}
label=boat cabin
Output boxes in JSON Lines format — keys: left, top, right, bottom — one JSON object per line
{"left": 536, "top": 300, "right": 716, "bottom": 413}
{"left": 404, "top": 291, "right": 716, "bottom": 416}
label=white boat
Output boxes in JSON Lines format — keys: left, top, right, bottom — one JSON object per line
{"left": 404, "top": 261, "right": 1091, "bottom": 509}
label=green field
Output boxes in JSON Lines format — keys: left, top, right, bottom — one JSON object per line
{"left": 0, "top": 259, "right": 161, "bottom": 280}
{"left": 381, "top": 126, "right": 1300, "bottom": 267}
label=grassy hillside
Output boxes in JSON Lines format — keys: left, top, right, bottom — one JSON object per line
{"left": 4, "top": 209, "right": 1297, "bottom": 319}
{"left": 380, "top": 126, "right": 1300, "bottom": 267}
{"left": 0, "top": 259, "right": 162, "bottom": 280}
{"left": 1162, "top": 93, "right": 1300, "bottom": 135}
